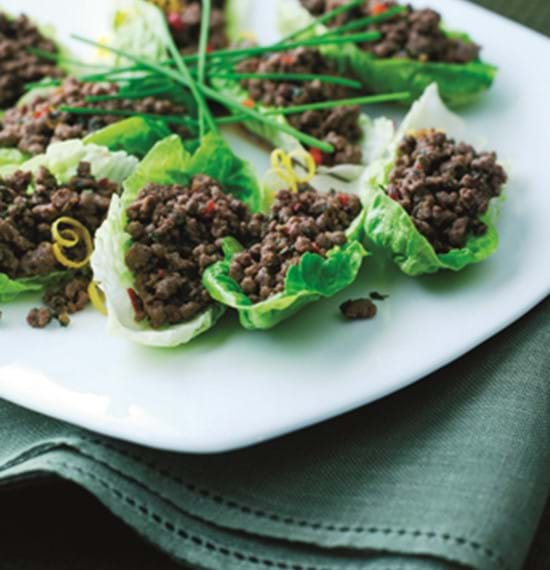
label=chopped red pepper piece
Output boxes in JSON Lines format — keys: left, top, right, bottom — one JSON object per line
{"left": 371, "top": 2, "right": 389, "bottom": 15}
{"left": 206, "top": 199, "right": 217, "bottom": 214}
{"left": 338, "top": 193, "right": 350, "bottom": 207}
{"left": 167, "top": 11, "right": 185, "bottom": 31}
{"left": 280, "top": 54, "right": 297, "bottom": 66}
{"left": 127, "top": 288, "right": 144, "bottom": 318}
{"left": 309, "top": 147, "right": 324, "bottom": 167}
{"left": 33, "top": 105, "right": 51, "bottom": 120}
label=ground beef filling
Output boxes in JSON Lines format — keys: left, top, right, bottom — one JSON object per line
{"left": 229, "top": 188, "right": 362, "bottom": 303}
{"left": 124, "top": 176, "right": 264, "bottom": 329}
{"left": 0, "top": 162, "right": 119, "bottom": 327}
{"left": 300, "top": 0, "right": 480, "bottom": 63}
{"left": 0, "top": 78, "right": 189, "bottom": 156}
{"left": 152, "top": 0, "right": 228, "bottom": 53}
{"left": 236, "top": 48, "right": 363, "bottom": 166}
{"left": 0, "top": 13, "right": 65, "bottom": 108}
{"left": 27, "top": 275, "right": 90, "bottom": 329}
{"left": 340, "top": 298, "right": 377, "bottom": 320}
{"left": 386, "top": 129, "right": 507, "bottom": 254}
{"left": 0, "top": 162, "right": 118, "bottom": 279}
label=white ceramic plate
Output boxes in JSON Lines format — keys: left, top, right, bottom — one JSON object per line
{"left": 0, "top": 0, "right": 549, "bottom": 453}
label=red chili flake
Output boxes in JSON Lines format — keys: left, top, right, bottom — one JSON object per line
{"left": 292, "top": 202, "right": 302, "bottom": 212}
{"left": 167, "top": 11, "right": 185, "bottom": 31}
{"left": 371, "top": 2, "right": 389, "bottom": 15}
{"left": 388, "top": 189, "right": 400, "bottom": 201}
{"left": 127, "top": 288, "right": 143, "bottom": 317}
{"left": 338, "top": 193, "right": 350, "bottom": 207}
{"left": 309, "top": 147, "right": 324, "bottom": 167}
{"left": 98, "top": 178, "right": 110, "bottom": 188}
{"left": 207, "top": 43, "right": 215, "bottom": 53}
{"left": 158, "top": 269, "right": 166, "bottom": 279}
{"left": 311, "top": 242, "right": 321, "bottom": 254}
{"left": 206, "top": 199, "right": 217, "bottom": 214}
{"left": 33, "top": 105, "right": 51, "bottom": 120}
{"left": 243, "top": 98, "right": 256, "bottom": 109}
{"left": 280, "top": 54, "right": 296, "bottom": 66}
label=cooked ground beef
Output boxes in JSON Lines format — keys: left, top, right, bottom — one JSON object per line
{"left": 26, "top": 274, "right": 91, "bottom": 329}
{"left": 386, "top": 129, "right": 507, "bottom": 254}
{"left": 124, "top": 175, "right": 265, "bottom": 329}
{"left": 26, "top": 307, "right": 54, "bottom": 329}
{"left": 340, "top": 298, "right": 377, "bottom": 320}
{"left": 0, "top": 162, "right": 119, "bottom": 279}
{"left": 150, "top": 0, "right": 227, "bottom": 53}
{"left": 236, "top": 48, "right": 363, "bottom": 167}
{"left": 229, "top": 187, "right": 362, "bottom": 303}
{"left": 0, "top": 78, "right": 189, "bottom": 157}
{"left": 300, "top": 0, "right": 480, "bottom": 63}
{"left": 0, "top": 12, "right": 65, "bottom": 108}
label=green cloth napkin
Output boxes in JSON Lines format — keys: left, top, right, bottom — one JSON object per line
{"left": 0, "top": 297, "right": 548, "bottom": 570}
{"left": 1, "top": 2, "right": 549, "bottom": 570}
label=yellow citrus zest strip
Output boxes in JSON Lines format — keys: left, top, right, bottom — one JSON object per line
{"left": 263, "top": 148, "right": 317, "bottom": 195}
{"left": 239, "top": 31, "right": 258, "bottom": 43}
{"left": 88, "top": 281, "right": 108, "bottom": 316}
{"left": 51, "top": 217, "right": 94, "bottom": 270}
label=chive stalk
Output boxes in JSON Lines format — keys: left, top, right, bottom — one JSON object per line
{"left": 215, "top": 72, "right": 362, "bottom": 89}
{"left": 71, "top": 35, "right": 335, "bottom": 152}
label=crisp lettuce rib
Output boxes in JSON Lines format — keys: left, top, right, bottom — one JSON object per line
{"left": 91, "top": 133, "right": 264, "bottom": 347}
{"left": 202, "top": 210, "right": 368, "bottom": 330}
{"left": 277, "top": 0, "right": 496, "bottom": 107}
{"left": 0, "top": 140, "right": 138, "bottom": 303}
{"left": 361, "top": 84, "right": 502, "bottom": 276}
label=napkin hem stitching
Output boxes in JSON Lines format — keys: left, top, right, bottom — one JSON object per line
{"left": 46, "top": 458, "right": 347, "bottom": 570}
{"left": 78, "top": 435, "right": 507, "bottom": 569}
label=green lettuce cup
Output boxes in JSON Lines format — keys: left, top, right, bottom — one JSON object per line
{"left": 203, "top": 195, "right": 368, "bottom": 331}
{"left": 109, "top": 0, "right": 245, "bottom": 63}
{"left": 277, "top": 0, "right": 497, "bottom": 107}
{"left": 217, "top": 0, "right": 394, "bottom": 180}
{"left": 211, "top": 75, "right": 394, "bottom": 182}
{"left": 0, "top": 140, "right": 138, "bottom": 303}
{"left": 91, "top": 133, "right": 265, "bottom": 347}
{"left": 362, "top": 84, "right": 505, "bottom": 276}
{"left": 0, "top": 81, "right": 185, "bottom": 168}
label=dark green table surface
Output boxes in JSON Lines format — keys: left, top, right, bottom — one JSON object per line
{"left": 1, "top": 2, "right": 548, "bottom": 570}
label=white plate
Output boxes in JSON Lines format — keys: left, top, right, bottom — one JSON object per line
{"left": 0, "top": 0, "right": 549, "bottom": 453}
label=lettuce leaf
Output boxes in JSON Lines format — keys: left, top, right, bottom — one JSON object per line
{"left": 212, "top": 75, "right": 392, "bottom": 182}
{"left": 361, "top": 85, "right": 502, "bottom": 276}
{"left": 91, "top": 133, "right": 264, "bottom": 347}
{"left": 220, "top": 0, "right": 393, "bottom": 179}
{"left": 0, "top": 140, "right": 138, "bottom": 302}
{"left": 277, "top": 0, "right": 496, "bottom": 107}
{"left": 0, "top": 148, "right": 27, "bottom": 168}
{"left": 110, "top": 0, "right": 245, "bottom": 63}
{"left": 110, "top": 0, "right": 171, "bottom": 65}
{"left": 84, "top": 116, "right": 172, "bottom": 158}
{"left": 203, "top": 211, "right": 367, "bottom": 330}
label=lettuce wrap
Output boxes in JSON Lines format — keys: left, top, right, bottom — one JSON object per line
{"left": 361, "top": 84, "right": 503, "bottom": 276}
{"left": 0, "top": 80, "right": 183, "bottom": 167}
{"left": 0, "top": 12, "right": 71, "bottom": 112}
{"left": 91, "top": 133, "right": 264, "bottom": 347}
{"left": 211, "top": 0, "right": 393, "bottom": 180}
{"left": 109, "top": 0, "right": 245, "bottom": 63}
{"left": 277, "top": 0, "right": 497, "bottom": 107}
{"left": 212, "top": 75, "right": 394, "bottom": 182}
{"left": 0, "top": 140, "right": 138, "bottom": 303}
{"left": 202, "top": 203, "right": 367, "bottom": 331}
